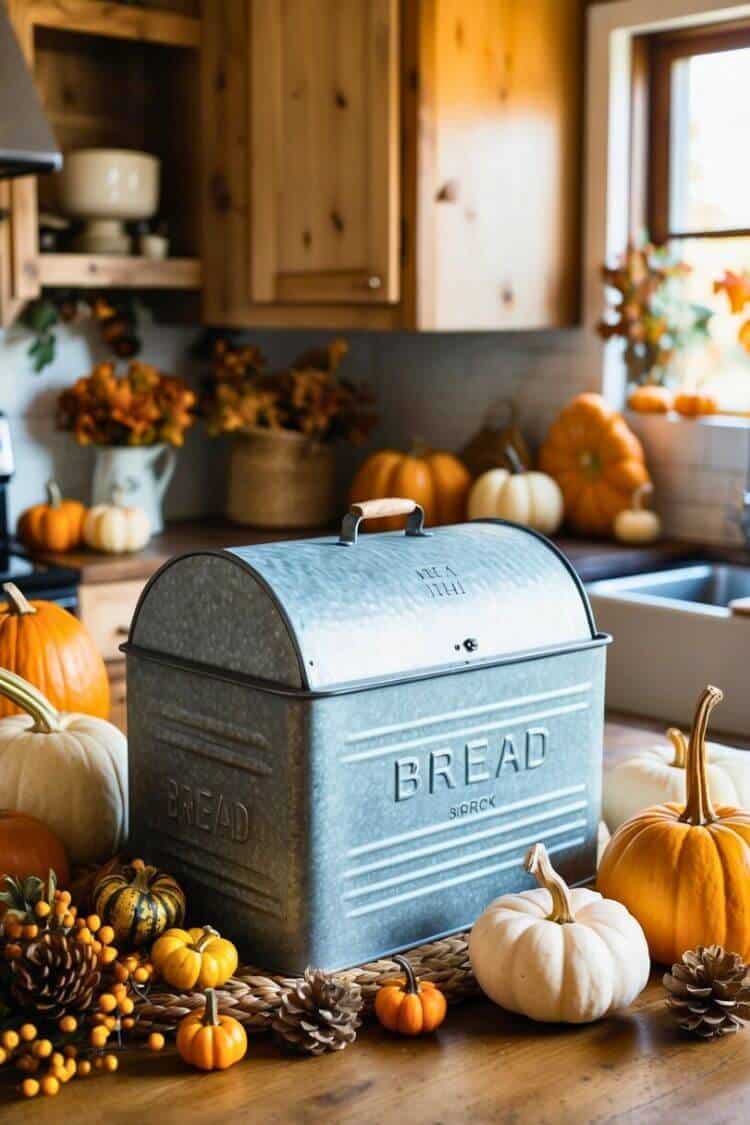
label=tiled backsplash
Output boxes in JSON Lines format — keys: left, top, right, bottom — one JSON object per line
{"left": 8, "top": 314, "right": 742, "bottom": 546}
{"left": 628, "top": 414, "right": 750, "bottom": 547}
{"left": 0, "top": 318, "right": 596, "bottom": 526}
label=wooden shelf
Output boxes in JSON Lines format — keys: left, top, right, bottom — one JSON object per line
{"left": 38, "top": 253, "right": 201, "bottom": 289}
{"left": 28, "top": 1, "right": 200, "bottom": 50}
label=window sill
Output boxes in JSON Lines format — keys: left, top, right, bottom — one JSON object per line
{"left": 626, "top": 410, "right": 750, "bottom": 431}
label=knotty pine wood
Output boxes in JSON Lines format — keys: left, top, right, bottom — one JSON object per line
{"left": 202, "top": 0, "right": 583, "bottom": 331}
{"left": 407, "top": 0, "right": 583, "bottom": 330}
{"left": 249, "top": 0, "right": 400, "bottom": 306}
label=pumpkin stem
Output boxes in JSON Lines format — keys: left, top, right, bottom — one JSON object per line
{"left": 408, "top": 436, "right": 430, "bottom": 459}
{"left": 679, "top": 685, "right": 723, "bottom": 826}
{"left": 666, "top": 727, "right": 688, "bottom": 769}
{"left": 504, "top": 443, "right": 524, "bottom": 475}
{"left": 631, "top": 482, "right": 653, "bottom": 512}
{"left": 392, "top": 954, "right": 419, "bottom": 995}
{"left": 192, "top": 926, "right": 220, "bottom": 953}
{"left": 0, "top": 667, "right": 64, "bottom": 733}
{"left": 202, "top": 988, "right": 220, "bottom": 1027}
{"left": 525, "top": 843, "right": 575, "bottom": 924}
{"left": 45, "top": 479, "right": 63, "bottom": 509}
{"left": 2, "top": 582, "right": 37, "bottom": 617}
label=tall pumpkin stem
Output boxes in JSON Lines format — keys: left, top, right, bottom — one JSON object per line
{"left": 203, "top": 988, "right": 219, "bottom": 1027}
{"left": 45, "top": 479, "right": 63, "bottom": 509}
{"left": 525, "top": 843, "right": 575, "bottom": 924}
{"left": 679, "top": 685, "right": 723, "bottom": 826}
{"left": 0, "top": 667, "right": 63, "bottom": 733}
{"left": 392, "top": 954, "right": 419, "bottom": 995}
{"left": 666, "top": 727, "right": 688, "bottom": 769}
{"left": 2, "top": 582, "right": 37, "bottom": 617}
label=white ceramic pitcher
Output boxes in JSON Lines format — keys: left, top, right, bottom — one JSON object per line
{"left": 91, "top": 444, "right": 176, "bottom": 534}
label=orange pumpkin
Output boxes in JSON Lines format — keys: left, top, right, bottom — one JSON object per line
{"left": 349, "top": 446, "right": 471, "bottom": 530}
{"left": 0, "top": 583, "right": 109, "bottom": 719}
{"left": 627, "top": 385, "right": 673, "bottom": 414}
{"left": 673, "top": 390, "right": 718, "bottom": 418}
{"left": 374, "top": 955, "right": 447, "bottom": 1035}
{"left": 18, "top": 480, "right": 86, "bottom": 553}
{"left": 0, "top": 810, "right": 69, "bottom": 888}
{"left": 176, "top": 988, "right": 247, "bottom": 1071}
{"left": 598, "top": 685, "right": 750, "bottom": 964}
{"left": 539, "top": 393, "right": 650, "bottom": 536}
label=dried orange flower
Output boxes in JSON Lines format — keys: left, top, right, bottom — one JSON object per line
{"left": 203, "top": 337, "right": 376, "bottom": 445}
{"left": 57, "top": 361, "right": 196, "bottom": 448}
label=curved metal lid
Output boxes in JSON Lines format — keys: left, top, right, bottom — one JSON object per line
{"left": 130, "top": 520, "right": 597, "bottom": 693}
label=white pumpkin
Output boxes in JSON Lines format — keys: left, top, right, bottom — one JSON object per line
{"left": 84, "top": 487, "right": 150, "bottom": 554}
{"left": 603, "top": 727, "right": 750, "bottom": 832}
{"left": 613, "top": 482, "right": 661, "bottom": 544}
{"left": 467, "top": 448, "right": 563, "bottom": 535}
{"left": 469, "top": 843, "right": 650, "bottom": 1023}
{"left": 0, "top": 667, "right": 128, "bottom": 865}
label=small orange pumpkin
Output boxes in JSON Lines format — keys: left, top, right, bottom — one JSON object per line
{"left": 374, "top": 955, "right": 447, "bottom": 1035}
{"left": 18, "top": 480, "right": 86, "bottom": 553}
{"left": 627, "top": 385, "right": 673, "bottom": 414}
{"left": 539, "top": 393, "right": 650, "bottom": 536}
{"left": 151, "top": 925, "right": 239, "bottom": 990}
{"left": 0, "top": 583, "right": 110, "bottom": 719}
{"left": 350, "top": 445, "right": 471, "bottom": 529}
{"left": 176, "top": 988, "right": 248, "bottom": 1071}
{"left": 598, "top": 685, "right": 750, "bottom": 964}
{"left": 0, "top": 810, "right": 69, "bottom": 889}
{"left": 673, "top": 390, "right": 718, "bottom": 417}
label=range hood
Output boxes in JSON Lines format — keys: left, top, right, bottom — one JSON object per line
{"left": 0, "top": 4, "right": 61, "bottom": 179}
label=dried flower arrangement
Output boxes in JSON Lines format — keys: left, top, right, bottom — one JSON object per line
{"left": 598, "top": 241, "right": 712, "bottom": 386}
{"left": 57, "top": 361, "right": 196, "bottom": 448}
{"left": 203, "top": 338, "right": 376, "bottom": 445}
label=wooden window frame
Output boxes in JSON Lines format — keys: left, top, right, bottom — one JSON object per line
{"left": 647, "top": 19, "right": 750, "bottom": 243}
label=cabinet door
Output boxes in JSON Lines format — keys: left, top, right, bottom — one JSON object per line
{"left": 250, "top": 0, "right": 400, "bottom": 305}
{"left": 413, "top": 0, "right": 582, "bottom": 330}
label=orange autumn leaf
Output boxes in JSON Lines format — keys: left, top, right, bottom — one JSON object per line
{"left": 714, "top": 270, "right": 750, "bottom": 315}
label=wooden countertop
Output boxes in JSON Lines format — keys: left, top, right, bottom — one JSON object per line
{"left": 34, "top": 518, "right": 698, "bottom": 585}
{"left": 4, "top": 716, "right": 749, "bottom": 1123}
{"left": 3, "top": 974, "right": 748, "bottom": 1125}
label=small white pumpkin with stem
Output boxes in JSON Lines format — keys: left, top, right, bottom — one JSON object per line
{"left": 613, "top": 482, "right": 662, "bottom": 544}
{"left": 469, "top": 843, "right": 650, "bottom": 1023}
{"left": 0, "top": 667, "right": 128, "bottom": 865}
{"left": 603, "top": 726, "right": 750, "bottom": 832}
{"left": 467, "top": 446, "right": 564, "bottom": 535}
{"left": 84, "top": 485, "right": 151, "bottom": 554}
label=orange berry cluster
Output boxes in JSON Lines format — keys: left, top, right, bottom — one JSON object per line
{"left": 0, "top": 885, "right": 166, "bottom": 1099}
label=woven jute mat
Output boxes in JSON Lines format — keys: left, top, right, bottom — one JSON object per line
{"left": 133, "top": 933, "right": 477, "bottom": 1037}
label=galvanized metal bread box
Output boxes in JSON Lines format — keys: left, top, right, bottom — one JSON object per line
{"left": 125, "top": 503, "right": 609, "bottom": 973}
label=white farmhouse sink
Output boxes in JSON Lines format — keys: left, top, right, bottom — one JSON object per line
{"left": 588, "top": 563, "right": 750, "bottom": 736}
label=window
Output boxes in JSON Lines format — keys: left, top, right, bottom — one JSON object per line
{"left": 642, "top": 22, "right": 750, "bottom": 410}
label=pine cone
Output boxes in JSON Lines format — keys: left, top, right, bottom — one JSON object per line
{"left": 10, "top": 932, "right": 101, "bottom": 1020}
{"left": 664, "top": 945, "right": 750, "bottom": 1039}
{"left": 272, "top": 968, "right": 363, "bottom": 1056}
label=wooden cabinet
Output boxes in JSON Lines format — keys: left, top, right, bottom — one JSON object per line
{"left": 250, "top": 0, "right": 400, "bottom": 307}
{"left": 203, "top": 0, "right": 583, "bottom": 331}
{"left": 0, "top": 0, "right": 201, "bottom": 327}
